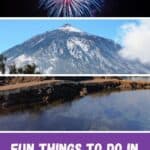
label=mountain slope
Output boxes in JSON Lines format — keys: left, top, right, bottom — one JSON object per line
{"left": 3, "top": 24, "right": 150, "bottom": 74}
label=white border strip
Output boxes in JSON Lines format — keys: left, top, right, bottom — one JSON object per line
{"left": 0, "top": 74, "right": 150, "bottom": 77}
{"left": 0, "top": 131, "right": 150, "bottom": 133}
{"left": 0, "top": 17, "right": 150, "bottom": 20}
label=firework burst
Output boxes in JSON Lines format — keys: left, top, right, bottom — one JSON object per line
{"left": 39, "top": 0, "right": 104, "bottom": 17}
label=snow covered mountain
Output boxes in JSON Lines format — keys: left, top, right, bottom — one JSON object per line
{"left": 3, "top": 24, "right": 150, "bottom": 74}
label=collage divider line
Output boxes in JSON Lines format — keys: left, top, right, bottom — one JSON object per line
{"left": 0, "top": 74, "right": 150, "bottom": 77}
{"left": 0, "top": 131, "right": 150, "bottom": 133}
{"left": 0, "top": 17, "right": 150, "bottom": 20}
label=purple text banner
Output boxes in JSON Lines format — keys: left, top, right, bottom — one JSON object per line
{"left": 0, "top": 133, "right": 149, "bottom": 150}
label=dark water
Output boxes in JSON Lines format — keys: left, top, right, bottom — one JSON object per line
{"left": 0, "top": 90, "right": 150, "bottom": 131}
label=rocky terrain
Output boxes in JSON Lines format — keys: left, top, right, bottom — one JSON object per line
{"left": 0, "top": 77, "right": 150, "bottom": 109}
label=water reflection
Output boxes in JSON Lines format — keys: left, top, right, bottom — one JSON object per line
{"left": 0, "top": 90, "right": 149, "bottom": 130}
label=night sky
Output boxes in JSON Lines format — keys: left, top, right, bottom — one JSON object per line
{"left": 1, "top": 0, "right": 148, "bottom": 17}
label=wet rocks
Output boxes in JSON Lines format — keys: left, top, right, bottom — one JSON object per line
{"left": 0, "top": 79, "right": 150, "bottom": 109}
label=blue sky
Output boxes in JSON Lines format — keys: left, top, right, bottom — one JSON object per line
{"left": 0, "top": 19, "right": 136, "bottom": 53}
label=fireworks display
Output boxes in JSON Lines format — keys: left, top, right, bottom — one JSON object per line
{"left": 39, "top": 0, "right": 104, "bottom": 17}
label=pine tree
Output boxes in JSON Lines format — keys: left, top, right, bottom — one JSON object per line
{"left": 8, "top": 63, "right": 40, "bottom": 74}
{"left": 9, "top": 64, "right": 18, "bottom": 74}
{"left": 23, "top": 64, "right": 37, "bottom": 74}
{"left": 0, "top": 55, "right": 6, "bottom": 74}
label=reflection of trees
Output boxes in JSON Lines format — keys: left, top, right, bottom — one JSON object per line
{"left": 90, "top": 89, "right": 122, "bottom": 98}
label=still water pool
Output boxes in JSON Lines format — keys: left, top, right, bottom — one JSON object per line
{"left": 0, "top": 90, "right": 149, "bottom": 131}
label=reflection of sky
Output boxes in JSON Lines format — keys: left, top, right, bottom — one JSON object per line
{"left": 0, "top": 90, "right": 149, "bottom": 130}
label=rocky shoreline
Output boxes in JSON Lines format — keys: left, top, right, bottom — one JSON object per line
{"left": 0, "top": 78, "right": 150, "bottom": 109}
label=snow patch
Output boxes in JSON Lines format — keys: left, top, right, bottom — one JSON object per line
{"left": 59, "top": 24, "right": 83, "bottom": 33}
{"left": 14, "top": 54, "right": 34, "bottom": 67}
{"left": 31, "top": 38, "right": 45, "bottom": 47}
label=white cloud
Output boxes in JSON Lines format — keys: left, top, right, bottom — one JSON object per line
{"left": 119, "top": 20, "right": 150, "bottom": 64}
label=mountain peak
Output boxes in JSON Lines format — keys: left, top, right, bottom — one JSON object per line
{"left": 3, "top": 24, "right": 150, "bottom": 74}
{"left": 58, "top": 24, "right": 83, "bottom": 33}
{"left": 62, "top": 24, "right": 72, "bottom": 27}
